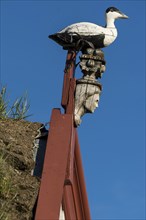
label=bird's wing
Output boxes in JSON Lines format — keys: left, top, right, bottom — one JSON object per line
{"left": 59, "top": 22, "right": 106, "bottom": 36}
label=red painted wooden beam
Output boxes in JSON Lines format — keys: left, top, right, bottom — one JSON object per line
{"left": 35, "top": 109, "right": 74, "bottom": 220}
{"left": 63, "top": 130, "right": 91, "bottom": 220}
{"left": 61, "top": 50, "right": 76, "bottom": 112}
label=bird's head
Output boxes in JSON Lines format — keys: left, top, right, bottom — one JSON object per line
{"left": 106, "top": 7, "right": 129, "bottom": 20}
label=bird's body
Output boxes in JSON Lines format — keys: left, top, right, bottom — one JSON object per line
{"left": 59, "top": 22, "right": 118, "bottom": 48}
{"left": 49, "top": 7, "right": 128, "bottom": 50}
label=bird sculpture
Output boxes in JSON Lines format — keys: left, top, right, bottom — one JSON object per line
{"left": 49, "top": 7, "right": 128, "bottom": 50}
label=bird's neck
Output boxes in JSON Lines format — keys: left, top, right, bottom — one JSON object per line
{"left": 106, "top": 18, "right": 116, "bottom": 28}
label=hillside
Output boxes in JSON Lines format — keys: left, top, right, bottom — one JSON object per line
{"left": 0, "top": 119, "right": 43, "bottom": 220}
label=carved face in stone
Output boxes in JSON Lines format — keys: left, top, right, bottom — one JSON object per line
{"left": 74, "top": 81, "right": 101, "bottom": 126}
{"left": 84, "top": 93, "right": 100, "bottom": 113}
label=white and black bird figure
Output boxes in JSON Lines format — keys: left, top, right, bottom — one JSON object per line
{"left": 49, "top": 7, "right": 128, "bottom": 50}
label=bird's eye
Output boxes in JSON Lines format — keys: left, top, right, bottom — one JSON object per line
{"left": 110, "top": 8, "right": 114, "bottom": 12}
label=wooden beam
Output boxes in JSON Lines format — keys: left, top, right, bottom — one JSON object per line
{"left": 35, "top": 109, "right": 74, "bottom": 220}
{"left": 61, "top": 50, "right": 76, "bottom": 111}
{"left": 63, "top": 130, "right": 91, "bottom": 220}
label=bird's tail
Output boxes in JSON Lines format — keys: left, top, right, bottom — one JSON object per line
{"left": 49, "top": 33, "right": 72, "bottom": 46}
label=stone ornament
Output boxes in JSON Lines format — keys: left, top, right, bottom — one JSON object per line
{"left": 79, "top": 48, "right": 106, "bottom": 79}
{"left": 74, "top": 48, "right": 106, "bottom": 126}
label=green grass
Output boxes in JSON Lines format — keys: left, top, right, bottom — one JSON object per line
{"left": 0, "top": 87, "right": 9, "bottom": 118}
{"left": 0, "top": 86, "right": 31, "bottom": 120}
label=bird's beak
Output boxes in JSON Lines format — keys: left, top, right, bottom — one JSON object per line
{"left": 119, "top": 12, "right": 129, "bottom": 19}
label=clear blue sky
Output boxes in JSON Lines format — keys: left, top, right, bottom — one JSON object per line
{"left": 1, "top": 1, "right": 145, "bottom": 219}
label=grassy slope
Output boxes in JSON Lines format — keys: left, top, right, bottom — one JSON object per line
{"left": 0, "top": 119, "right": 42, "bottom": 220}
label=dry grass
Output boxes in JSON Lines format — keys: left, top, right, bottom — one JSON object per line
{"left": 0, "top": 119, "right": 41, "bottom": 219}
{"left": 0, "top": 153, "right": 17, "bottom": 220}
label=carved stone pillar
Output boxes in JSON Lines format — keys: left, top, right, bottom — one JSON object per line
{"left": 74, "top": 48, "right": 106, "bottom": 126}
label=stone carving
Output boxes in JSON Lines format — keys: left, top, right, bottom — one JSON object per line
{"left": 74, "top": 48, "right": 106, "bottom": 126}
{"left": 79, "top": 48, "right": 106, "bottom": 79}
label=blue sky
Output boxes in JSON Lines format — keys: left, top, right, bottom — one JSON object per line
{"left": 1, "top": 1, "right": 145, "bottom": 219}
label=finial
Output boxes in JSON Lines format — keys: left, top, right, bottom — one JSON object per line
{"left": 74, "top": 48, "right": 106, "bottom": 126}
